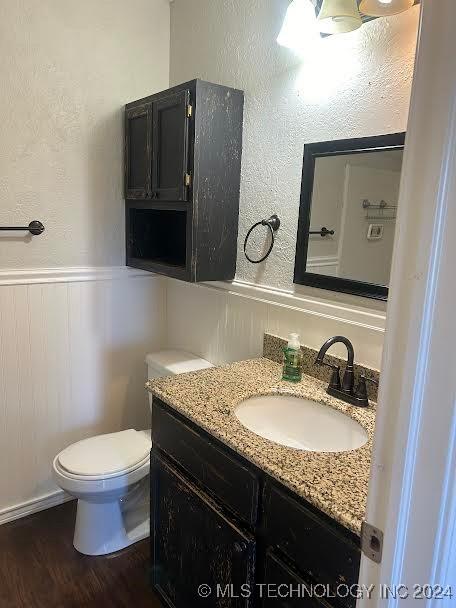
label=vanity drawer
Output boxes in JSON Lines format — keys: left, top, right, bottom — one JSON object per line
{"left": 152, "top": 399, "right": 259, "bottom": 526}
{"left": 264, "top": 484, "right": 360, "bottom": 608}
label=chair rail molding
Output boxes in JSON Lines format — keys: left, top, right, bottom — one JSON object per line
{"left": 0, "top": 266, "right": 160, "bottom": 286}
{"left": 205, "top": 278, "right": 386, "bottom": 332}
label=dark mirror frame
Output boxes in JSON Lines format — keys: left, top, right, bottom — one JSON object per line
{"left": 293, "top": 132, "right": 406, "bottom": 301}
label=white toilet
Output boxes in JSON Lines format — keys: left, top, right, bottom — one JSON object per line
{"left": 53, "top": 350, "right": 213, "bottom": 556}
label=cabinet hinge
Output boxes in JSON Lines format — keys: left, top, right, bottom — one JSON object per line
{"left": 187, "top": 104, "right": 193, "bottom": 118}
{"left": 361, "top": 521, "right": 383, "bottom": 564}
{"left": 185, "top": 173, "right": 192, "bottom": 187}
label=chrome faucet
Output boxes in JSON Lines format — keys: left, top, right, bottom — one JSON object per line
{"left": 315, "top": 336, "right": 376, "bottom": 407}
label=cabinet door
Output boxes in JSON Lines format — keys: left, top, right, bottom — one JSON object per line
{"left": 152, "top": 90, "right": 190, "bottom": 202}
{"left": 264, "top": 484, "right": 360, "bottom": 607}
{"left": 263, "top": 552, "right": 333, "bottom": 608}
{"left": 152, "top": 453, "right": 255, "bottom": 608}
{"left": 125, "top": 103, "right": 152, "bottom": 199}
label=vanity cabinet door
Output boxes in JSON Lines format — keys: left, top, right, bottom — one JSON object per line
{"left": 263, "top": 552, "right": 333, "bottom": 608}
{"left": 152, "top": 453, "right": 256, "bottom": 608}
{"left": 124, "top": 102, "right": 153, "bottom": 199}
{"left": 151, "top": 89, "right": 190, "bottom": 202}
{"left": 264, "top": 484, "right": 360, "bottom": 608}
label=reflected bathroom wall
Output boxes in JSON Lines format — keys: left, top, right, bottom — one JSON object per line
{"left": 308, "top": 150, "right": 403, "bottom": 285}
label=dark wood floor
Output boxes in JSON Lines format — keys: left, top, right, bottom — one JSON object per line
{"left": 0, "top": 501, "right": 163, "bottom": 608}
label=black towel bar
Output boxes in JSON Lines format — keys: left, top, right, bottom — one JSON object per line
{"left": 309, "top": 227, "right": 334, "bottom": 237}
{"left": 0, "top": 221, "right": 45, "bottom": 235}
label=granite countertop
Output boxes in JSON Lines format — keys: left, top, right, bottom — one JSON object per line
{"left": 146, "top": 357, "right": 376, "bottom": 536}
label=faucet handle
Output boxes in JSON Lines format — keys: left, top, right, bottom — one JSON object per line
{"left": 355, "top": 374, "right": 379, "bottom": 403}
{"left": 316, "top": 359, "right": 341, "bottom": 391}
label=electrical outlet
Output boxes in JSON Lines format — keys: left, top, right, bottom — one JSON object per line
{"left": 367, "top": 224, "right": 384, "bottom": 240}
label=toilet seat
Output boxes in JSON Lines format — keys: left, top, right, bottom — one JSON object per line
{"left": 55, "top": 453, "right": 150, "bottom": 481}
{"left": 56, "top": 429, "right": 151, "bottom": 480}
{"left": 53, "top": 453, "right": 150, "bottom": 496}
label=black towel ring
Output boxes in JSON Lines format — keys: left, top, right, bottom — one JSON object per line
{"left": 244, "top": 214, "right": 281, "bottom": 264}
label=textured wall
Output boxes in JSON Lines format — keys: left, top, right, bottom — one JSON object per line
{"left": 170, "top": 0, "right": 419, "bottom": 293}
{"left": 0, "top": 0, "right": 170, "bottom": 269}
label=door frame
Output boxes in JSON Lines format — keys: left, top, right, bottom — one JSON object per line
{"left": 358, "top": 0, "right": 456, "bottom": 604}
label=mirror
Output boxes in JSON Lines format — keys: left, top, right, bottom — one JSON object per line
{"left": 294, "top": 133, "right": 405, "bottom": 300}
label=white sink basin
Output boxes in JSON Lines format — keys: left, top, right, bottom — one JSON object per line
{"left": 234, "top": 394, "right": 368, "bottom": 453}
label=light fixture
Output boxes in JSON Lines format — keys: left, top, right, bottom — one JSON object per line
{"left": 317, "top": 0, "right": 362, "bottom": 34}
{"left": 277, "top": 0, "right": 320, "bottom": 56}
{"left": 359, "top": 0, "right": 414, "bottom": 17}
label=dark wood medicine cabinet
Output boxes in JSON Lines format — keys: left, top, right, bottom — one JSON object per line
{"left": 124, "top": 79, "right": 244, "bottom": 282}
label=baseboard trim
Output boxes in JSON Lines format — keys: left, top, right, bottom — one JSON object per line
{"left": 0, "top": 490, "right": 74, "bottom": 526}
{"left": 0, "top": 266, "right": 160, "bottom": 287}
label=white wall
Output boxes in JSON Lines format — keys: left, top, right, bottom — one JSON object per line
{"left": 0, "top": 270, "right": 165, "bottom": 521}
{"left": 339, "top": 163, "right": 401, "bottom": 284}
{"left": 0, "top": 0, "right": 170, "bottom": 269}
{"left": 307, "top": 152, "right": 402, "bottom": 283}
{"left": 170, "top": 0, "right": 419, "bottom": 295}
{"left": 0, "top": 1, "right": 170, "bottom": 522}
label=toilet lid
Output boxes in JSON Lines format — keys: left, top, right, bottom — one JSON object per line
{"left": 57, "top": 430, "right": 151, "bottom": 476}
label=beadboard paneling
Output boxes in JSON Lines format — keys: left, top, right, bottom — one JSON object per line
{"left": 0, "top": 268, "right": 384, "bottom": 522}
{"left": 166, "top": 279, "right": 385, "bottom": 369}
{"left": 0, "top": 270, "right": 165, "bottom": 518}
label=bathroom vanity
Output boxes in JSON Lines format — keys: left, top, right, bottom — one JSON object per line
{"left": 148, "top": 357, "right": 376, "bottom": 608}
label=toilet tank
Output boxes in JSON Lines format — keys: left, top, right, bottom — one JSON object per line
{"left": 146, "top": 350, "right": 214, "bottom": 409}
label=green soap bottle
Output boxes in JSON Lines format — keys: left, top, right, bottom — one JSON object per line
{"left": 282, "top": 333, "right": 303, "bottom": 383}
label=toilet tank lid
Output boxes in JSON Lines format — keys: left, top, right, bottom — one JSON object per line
{"left": 145, "top": 350, "right": 214, "bottom": 376}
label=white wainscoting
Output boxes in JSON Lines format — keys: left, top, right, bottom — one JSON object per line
{"left": 0, "top": 267, "right": 165, "bottom": 523}
{"left": 165, "top": 278, "right": 386, "bottom": 370}
{"left": 306, "top": 256, "right": 339, "bottom": 277}
{"left": 0, "top": 269, "right": 385, "bottom": 524}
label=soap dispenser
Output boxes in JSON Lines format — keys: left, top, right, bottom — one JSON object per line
{"left": 282, "top": 333, "right": 303, "bottom": 383}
